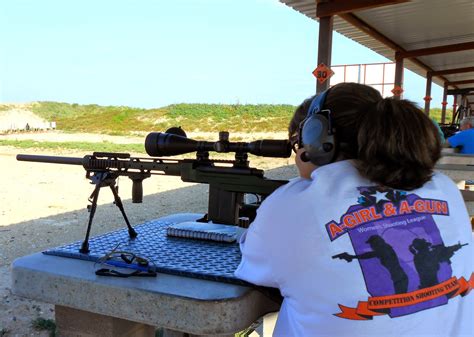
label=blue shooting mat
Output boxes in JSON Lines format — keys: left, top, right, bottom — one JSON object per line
{"left": 43, "top": 219, "right": 248, "bottom": 285}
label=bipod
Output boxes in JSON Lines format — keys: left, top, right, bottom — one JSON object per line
{"left": 80, "top": 171, "right": 138, "bottom": 254}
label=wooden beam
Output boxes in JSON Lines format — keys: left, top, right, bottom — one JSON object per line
{"left": 452, "top": 95, "right": 458, "bottom": 124}
{"left": 397, "top": 42, "right": 474, "bottom": 59}
{"left": 447, "top": 79, "right": 474, "bottom": 86}
{"left": 442, "top": 83, "right": 448, "bottom": 124}
{"left": 393, "top": 56, "right": 404, "bottom": 99}
{"left": 447, "top": 88, "right": 474, "bottom": 95}
{"left": 316, "top": 0, "right": 409, "bottom": 18}
{"left": 432, "top": 67, "right": 474, "bottom": 76}
{"left": 338, "top": 13, "right": 402, "bottom": 51}
{"left": 316, "top": 16, "right": 334, "bottom": 93}
{"left": 424, "top": 72, "right": 432, "bottom": 115}
{"left": 338, "top": 13, "right": 455, "bottom": 87}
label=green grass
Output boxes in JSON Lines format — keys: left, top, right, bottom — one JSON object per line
{"left": 429, "top": 108, "right": 454, "bottom": 124}
{"left": 31, "top": 318, "right": 56, "bottom": 337}
{"left": 28, "top": 102, "right": 295, "bottom": 135}
{"left": 1, "top": 101, "right": 456, "bottom": 137}
{"left": 0, "top": 139, "right": 146, "bottom": 153}
{"left": 163, "top": 103, "right": 294, "bottom": 130}
{"left": 29, "top": 102, "right": 155, "bottom": 135}
{"left": 27, "top": 102, "right": 455, "bottom": 135}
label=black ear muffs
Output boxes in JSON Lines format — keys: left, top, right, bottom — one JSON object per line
{"left": 298, "top": 89, "right": 337, "bottom": 166}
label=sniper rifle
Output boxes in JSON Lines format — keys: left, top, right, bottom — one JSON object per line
{"left": 17, "top": 128, "right": 291, "bottom": 253}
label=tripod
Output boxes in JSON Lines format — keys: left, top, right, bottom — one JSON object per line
{"left": 80, "top": 171, "right": 138, "bottom": 254}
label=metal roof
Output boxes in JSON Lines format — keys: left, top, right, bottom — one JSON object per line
{"left": 279, "top": 0, "right": 474, "bottom": 91}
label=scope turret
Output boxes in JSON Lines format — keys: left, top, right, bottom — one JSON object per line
{"left": 145, "top": 130, "right": 291, "bottom": 158}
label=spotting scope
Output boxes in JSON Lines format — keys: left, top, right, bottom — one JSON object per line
{"left": 145, "top": 129, "right": 291, "bottom": 158}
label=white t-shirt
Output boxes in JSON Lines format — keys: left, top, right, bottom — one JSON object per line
{"left": 235, "top": 160, "right": 473, "bottom": 337}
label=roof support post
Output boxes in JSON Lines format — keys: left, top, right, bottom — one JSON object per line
{"left": 441, "top": 83, "right": 448, "bottom": 124}
{"left": 452, "top": 95, "right": 458, "bottom": 124}
{"left": 424, "top": 72, "right": 432, "bottom": 115}
{"left": 316, "top": 15, "right": 333, "bottom": 94}
{"left": 393, "top": 53, "right": 404, "bottom": 100}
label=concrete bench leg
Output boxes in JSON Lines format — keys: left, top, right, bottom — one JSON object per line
{"left": 55, "top": 305, "right": 155, "bottom": 337}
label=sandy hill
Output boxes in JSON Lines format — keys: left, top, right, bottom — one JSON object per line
{"left": 0, "top": 104, "right": 51, "bottom": 132}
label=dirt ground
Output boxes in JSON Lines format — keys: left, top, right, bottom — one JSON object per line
{"left": 0, "top": 131, "right": 297, "bottom": 336}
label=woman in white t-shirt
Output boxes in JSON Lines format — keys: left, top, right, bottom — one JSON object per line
{"left": 235, "top": 83, "right": 473, "bottom": 337}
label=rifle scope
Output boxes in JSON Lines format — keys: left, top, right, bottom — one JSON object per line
{"left": 145, "top": 131, "right": 291, "bottom": 158}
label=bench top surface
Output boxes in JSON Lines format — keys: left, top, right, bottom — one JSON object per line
{"left": 11, "top": 213, "right": 280, "bottom": 333}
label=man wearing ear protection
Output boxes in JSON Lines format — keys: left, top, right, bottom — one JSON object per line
{"left": 235, "top": 83, "right": 473, "bottom": 337}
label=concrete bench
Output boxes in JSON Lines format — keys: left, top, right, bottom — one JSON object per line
{"left": 436, "top": 153, "right": 474, "bottom": 217}
{"left": 11, "top": 214, "right": 280, "bottom": 337}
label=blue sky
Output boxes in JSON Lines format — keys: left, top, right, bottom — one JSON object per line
{"left": 0, "top": 0, "right": 449, "bottom": 108}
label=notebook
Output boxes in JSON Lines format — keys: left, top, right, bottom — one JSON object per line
{"left": 166, "top": 221, "right": 245, "bottom": 243}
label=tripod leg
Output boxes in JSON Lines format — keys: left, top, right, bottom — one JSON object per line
{"left": 80, "top": 184, "right": 101, "bottom": 254}
{"left": 109, "top": 184, "right": 138, "bottom": 239}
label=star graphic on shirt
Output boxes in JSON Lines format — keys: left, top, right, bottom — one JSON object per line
{"left": 373, "top": 191, "right": 387, "bottom": 203}
{"left": 357, "top": 186, "right": 407, "bottom": 210}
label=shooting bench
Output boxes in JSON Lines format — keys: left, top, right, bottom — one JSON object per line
{"left": 436, "top": 152, "right": 474, "bottom": 224}
{"left": 13, "top": 131, "right": 290, "bottom": 336}
{"left": 12, "top": 214, "right": 280, "bottom": 337}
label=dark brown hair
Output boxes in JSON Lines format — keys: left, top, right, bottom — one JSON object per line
{"left": 289, "top": 83, "right": 441, "bottom": 190}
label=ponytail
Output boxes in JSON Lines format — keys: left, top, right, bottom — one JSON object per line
{"left": 355, "top": 99, "right": 441, "bottom": 190}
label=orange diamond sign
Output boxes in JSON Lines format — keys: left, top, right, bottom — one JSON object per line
{"left": 312, "top": 63, "right": 334, "bottom": 84}
{"left": 391, "top": 85, "right": 404, "bottom": 96}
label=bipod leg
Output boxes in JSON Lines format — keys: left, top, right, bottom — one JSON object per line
{"left": 80, "top": 183, "right": 101, "bottom": 254}
{"left": 109, "top": 184, "right": 138, "bottom": 239}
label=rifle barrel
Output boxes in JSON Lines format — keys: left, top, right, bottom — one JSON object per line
{"left": 16, "top": 154, "right": 84, "bottom": 166}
